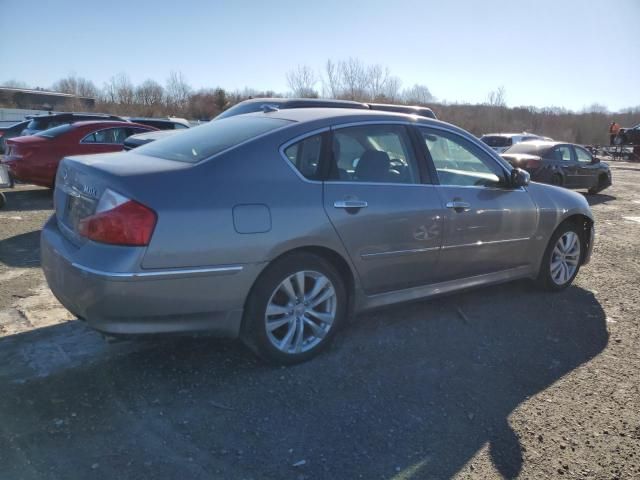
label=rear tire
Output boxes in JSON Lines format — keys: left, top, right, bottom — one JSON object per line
{"left": 241, "top": 252, "right": 347, "bottom": 365}
{"left": 550, "top": 173, "right": 563, "bottom": 187}
{"left": 536, "top": 222, "right": 584, "bottom": 291}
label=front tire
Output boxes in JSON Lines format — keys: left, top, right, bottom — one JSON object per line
{"left": 536, "top": 222, "right": 583, "bottom": 291}
{"left": 241, "top": 252, "right": 347, "bottom": 365}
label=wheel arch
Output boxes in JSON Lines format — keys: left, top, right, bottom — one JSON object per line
{"left": 555, "top": 213, "right": 594, "bottom": 265}
{"left": 244, "top": 245, "right": 358, "bottom": 320}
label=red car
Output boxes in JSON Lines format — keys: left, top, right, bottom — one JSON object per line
{"left": 2, "top": 121, "right": 157, "bottom": 188}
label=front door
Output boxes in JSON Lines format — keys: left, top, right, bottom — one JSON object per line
{"left": 323, "top": 124, "right": 443, "bottom": 294}
{"left": 417, "top": 127, "right": 538, "bottom": 281}
{"left": 573, "top": 145, "right": 598, "bottom": 189}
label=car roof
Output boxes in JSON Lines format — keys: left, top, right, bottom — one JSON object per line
{"left": 237, "top": 97, "right": 367, "bottom": 108}
{"left": 482, "top": 133, "right": 538, "bottom": 138}
{"left": 242, "top": 107, "right": 442, "bottom": 125}
{"left": 69, "top": 120, "right": 149, "bottom": 129}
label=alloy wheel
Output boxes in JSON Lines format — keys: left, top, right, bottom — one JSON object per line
{"left": 265, "top": 270, "right": 337, "bottom": 354}
{"left": 550, "top": 231, "right": 581, "bottom": 285}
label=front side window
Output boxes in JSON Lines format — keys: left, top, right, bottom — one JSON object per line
{"left": 420, "top": 128, "right": 505, "bottom": 187}
{"left": 552, "top": 146, "right": 572, "bottom": 162}
{"left": 283, "top": 134, "right": 323, "bottom": 180}
{"left": 329, "top": 125, "right": 420, "bottom": 184}
{"left": 575, "top": 146, "right": 592, "bottom": 163}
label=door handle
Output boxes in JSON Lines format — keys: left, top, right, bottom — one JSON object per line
{"left": 446, "top": 201, "right": 471, "bottom": 212}
{"left": 334, "top": 200, "right": 368, "bottom": 209}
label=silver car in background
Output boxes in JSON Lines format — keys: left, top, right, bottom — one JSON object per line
{"left": 41, "top": 109, "right": 595, "bottom": 364}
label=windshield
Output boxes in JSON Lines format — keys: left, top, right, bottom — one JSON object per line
{"left": 135, "top": 115, "right": 292, "bottom": 163}
{"left": 35, "top": 124, "right": 74, "bottom": 138}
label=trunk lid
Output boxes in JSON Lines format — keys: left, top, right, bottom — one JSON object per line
{"left": 54, "top": 151, "right": 191, "bottom": 246}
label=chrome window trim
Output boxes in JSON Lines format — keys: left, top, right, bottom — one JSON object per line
{"left": 71, "top": 263, "right": 244, "bottom": 281}
{"left": 361, "top": 246, "right": 440, "bottom": 259}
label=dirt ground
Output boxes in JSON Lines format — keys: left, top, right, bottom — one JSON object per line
{"left": 0, "top": 162, "right": 639, "bottom": 480}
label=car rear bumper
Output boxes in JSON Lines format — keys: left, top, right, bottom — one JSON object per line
{"left": 41, "top": 216, "right": 263, "bottom": 337}
{"left": 1, "top": 158, "right": 52, "bottom": 187}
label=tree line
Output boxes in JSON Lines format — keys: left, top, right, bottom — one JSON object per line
{"left": 2, "top": 59, "right": 639, "bottom": 145}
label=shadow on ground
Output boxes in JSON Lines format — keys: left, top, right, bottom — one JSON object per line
{"left": 0, "top": 230, "right": 41, "bottom": 267}
{"left": 0, "top": 281, "right": 607, "bottom": 479}
{"left": 0, "top": 187, "right": 52, "bottom": 212}
{"left": 583, "top": 193, "right": 616, "bottom": 206}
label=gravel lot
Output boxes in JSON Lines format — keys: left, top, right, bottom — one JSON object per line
{"left": 0, "top": 162, "right": 639, "bottom": 479}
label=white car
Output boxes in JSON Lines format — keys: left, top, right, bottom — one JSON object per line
{"left": 480, "top": 133, "right": 550, "bottom": 154}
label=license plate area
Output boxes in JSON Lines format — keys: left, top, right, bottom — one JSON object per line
{"left": 64, "top": 193, "right": 95, "bottom": 232}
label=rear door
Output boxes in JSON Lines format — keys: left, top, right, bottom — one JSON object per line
{"left": 417, "top": 126, "right": 538, "bottom": 280}
{"left": 321, "top": 123, "right": 444, "bottom": 294}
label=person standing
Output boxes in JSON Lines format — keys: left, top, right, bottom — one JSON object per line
{"left": 609, "top": 121, "right": 621, "bottom": 145}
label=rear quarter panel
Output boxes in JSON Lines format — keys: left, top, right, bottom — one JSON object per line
{"left": 137, "top": 132, "right": 353, "bottom": 275}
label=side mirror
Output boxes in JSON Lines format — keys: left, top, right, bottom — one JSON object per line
{"left": 591, "top": 156, "right": 600, "bottom": 164}
{"left": 510, "top": 168, "right": 530, "bottom": 188}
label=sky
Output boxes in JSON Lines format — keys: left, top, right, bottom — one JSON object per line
{"left": 1, "top": 0, "right": 639, "bottom": 111}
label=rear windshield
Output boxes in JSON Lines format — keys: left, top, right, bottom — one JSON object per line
{"left": 27, "top": 117, "right": 61, "bottom": 131}
{"left": 505, "top": 142, "right": 550, "bottom": 155}
{"left": 215, "top": 102, "right": 268, "bottom": 120}
{"left": 481, "top": 136, "right": 512, "bottom": 147}
{"left": 134, "top": 116, "right": 292, "bottom": 163}
{"left": 36, "top": 124, "right": 74, "bottom": 138}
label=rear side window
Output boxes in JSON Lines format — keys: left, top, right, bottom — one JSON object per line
{"left": 284, "top": 134, "right": 323, "bottom": 180}
{"left": 135, "top": 116, "right": 291, "bottom": 163}
{"left": 82, "top": 127, "right": 129, "bottom": 144}
{"left": 329, "top": 124, "right": 420, "bottom": 184}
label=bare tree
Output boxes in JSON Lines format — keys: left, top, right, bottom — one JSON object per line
{"left": 323, "top": 59, "right": 341, "bottom": 98}
{"left": 487, "top": 86, "right": 507, "bottom": 107}
{"left": 339, "top": 57, "right": 369, "bottom": 101}
{"left": 286, "top": 65, "right": 318, "bottom": 98}
{"left": 103, "top": 73, "right": 134, "bottom": 105}
{"left": 52, "top": 75, "right": 98, "bottom": 98}
{"left": 165, "top": 71, "right": 191, "bottom": 111}
{"left": 382, "top": 76, "right": 403, "bottom": 103}
{"left": 135, "top": 79, "right": 164, "bottom": 106}
{"left": 403, "top": 84, "right": 434, "bottom": 105}
{"left": 367, "top": 64, "right": 391, "bottom": 101}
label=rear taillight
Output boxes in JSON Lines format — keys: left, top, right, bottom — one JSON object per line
{"left": 78, "top": 189, "right": 156, "bottom": 246}
{"left": 525, "top": 159, "right": 541, "bottom": 169}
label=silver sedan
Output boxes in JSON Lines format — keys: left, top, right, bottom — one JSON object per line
{"left": 41, "top": 108, "right": 594, "bottom": 364}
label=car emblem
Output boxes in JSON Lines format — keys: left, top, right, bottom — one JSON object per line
{"left": 81, "top": 184, "right": 98, "bottom": 197}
